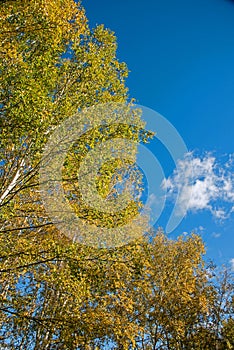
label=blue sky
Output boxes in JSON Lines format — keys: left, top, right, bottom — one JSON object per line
{"left": 83, "top": 0, "right": 234, "bottom": 268}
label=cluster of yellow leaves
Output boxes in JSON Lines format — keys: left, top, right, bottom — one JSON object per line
{"left": 0, "top": 0, "right": 133, "bottom": 236}
{"left": 1, "top": 228, "right": 232, "bottom": 349}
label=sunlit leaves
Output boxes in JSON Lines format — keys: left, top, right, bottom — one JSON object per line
{"left": 0, "top": 1, "right": 233, "bottom": 349}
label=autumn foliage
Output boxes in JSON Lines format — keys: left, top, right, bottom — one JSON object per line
{"left": 0, "top": 1, "right": 233, "bottom": 349}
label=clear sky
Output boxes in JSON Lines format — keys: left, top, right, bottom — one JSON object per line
{"left": 83, "top": 0, "right": 234, "bottom": 268}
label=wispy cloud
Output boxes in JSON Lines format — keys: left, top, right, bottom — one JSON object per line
{"left": 230, "top": 258, "right": 234, "bottom": 271}
{"left": 162, "top": 152, "right": 234, "bottom": 220}
{"left": 211, "top": 232, "right": 221, "bottom": 239}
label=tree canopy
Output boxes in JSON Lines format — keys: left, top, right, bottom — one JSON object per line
{"left": 0, "top": 1, "right": 233, "bottom": 349}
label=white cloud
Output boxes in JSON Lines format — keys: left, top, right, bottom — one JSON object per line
{"left": 211, "top": 208, "right": 228, "bottom": 220}
{"left": 147, "top": 193, "right": 157, "bottom": 206}
{"left": 230, "top": 258, "right": 234, "bottom": 271}
{"left": 192, "top": 226, "right": 205, "bottom": 234}
{"left": 162, "top": 152, "right": 234, "bottom": 219}
{"left": 211, "top": 232, "right": 221, "bottom": 238}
